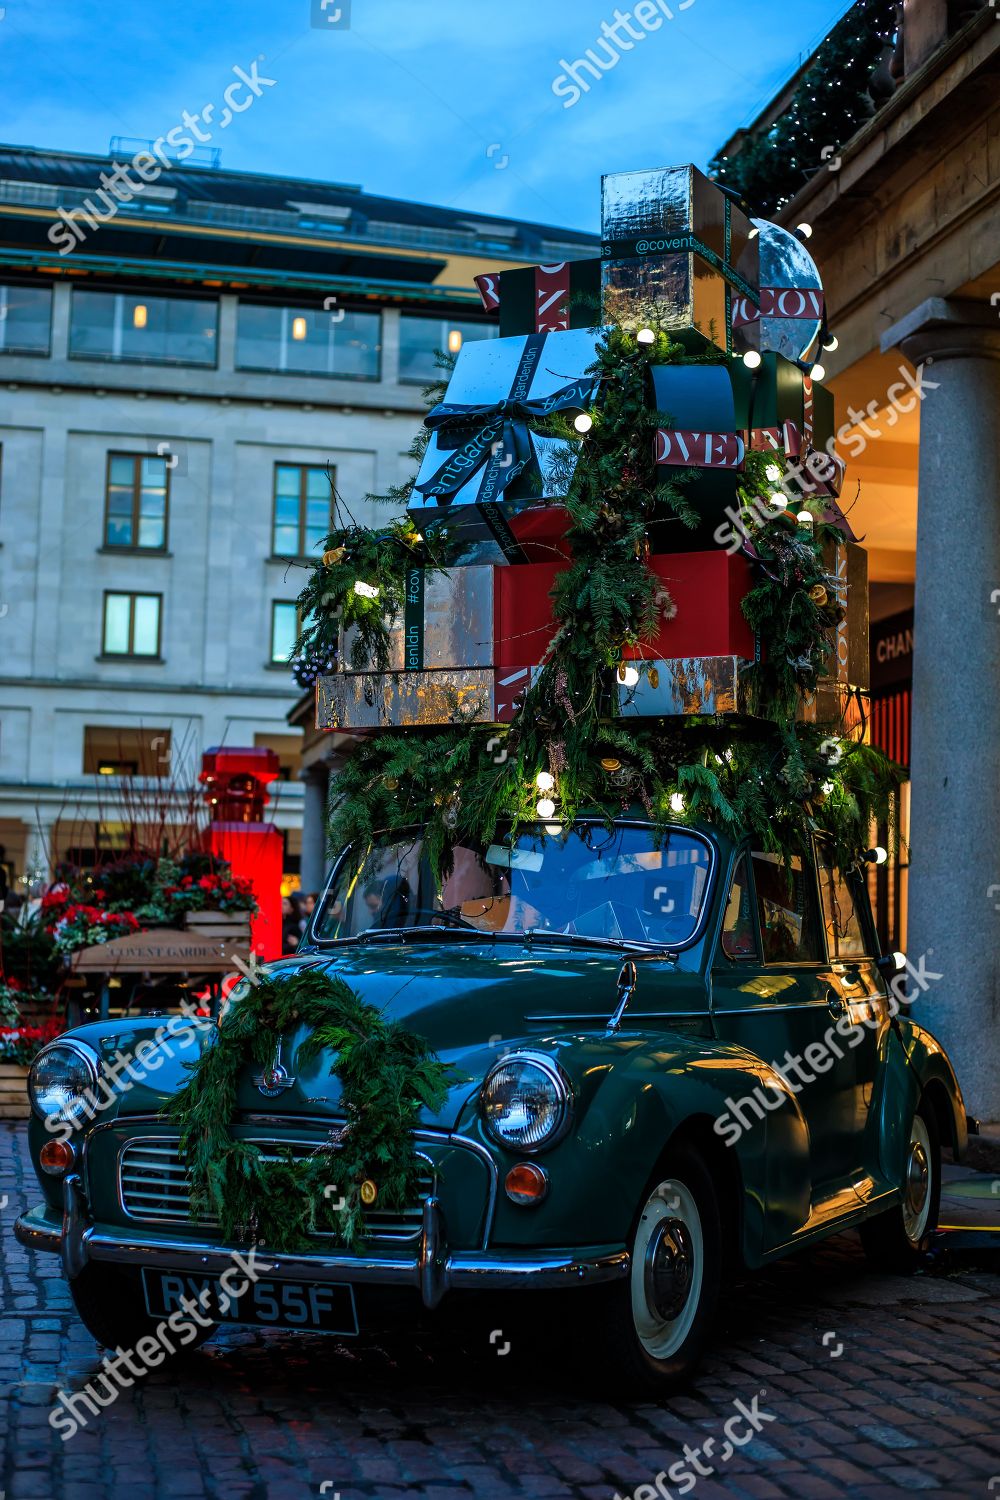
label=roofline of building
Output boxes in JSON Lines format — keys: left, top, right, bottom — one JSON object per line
{"left": 0, "top": 140, "right": 599, "bottom": 244}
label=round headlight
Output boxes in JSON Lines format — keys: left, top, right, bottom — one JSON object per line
{"left": 28, "top": 1041, "right": 100, "bottom": 1127}
{"left": 481, "top": 1054, "right": 572, "bottom": 1153}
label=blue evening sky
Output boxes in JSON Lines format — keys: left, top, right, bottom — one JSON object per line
{"left": 0, "top": 0, "right": 850, "bottom": 232}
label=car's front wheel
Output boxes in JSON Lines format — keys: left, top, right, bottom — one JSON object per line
{"left": 860, "top": 1099, "right": 941, "bottom": 1272}
{"left": 69, "top": 1262, "right": 217, "bottom": 1351}
{"left": 588, "top": 1144, "right": 722, "bottom": 1393}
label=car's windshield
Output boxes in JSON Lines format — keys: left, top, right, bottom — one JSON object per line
{"left": 314, "top": 823, "right": 712, "bottom": 948}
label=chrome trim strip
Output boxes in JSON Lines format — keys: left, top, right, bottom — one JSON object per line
{"left": 14, "top": 1209, "right": 62, "bottom": 1253}
{"left": 17, "top": 1195, "right": 629, "bottom": 1300}
{"left": 526, "top": 1011, "right": 707, "bottom": 1023}
{"left": 714, "top": 1001, "right": 846, "bottom": 1016}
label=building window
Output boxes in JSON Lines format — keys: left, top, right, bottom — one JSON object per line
{"left": 272, "top": 464, "right": 333, "bottom": 557}
{"left": 83, "top": 726, "right": 171, "bottom": 778}
{"left": 270, "top": 601, "right": 300, "bottom": 663}
{"left": 0, "top": 284, "right": 52, "bottom": 355}
{"left": 236, "top": 302, "right": 381, "bottom": 380}
{"left": 69, "top": 290, "right": 218, "bottom": 366}
{"left": 102, "top": 592, "right": 162, "bottom": 658}
{"left": 104, "top": 453, "right": 169, "bottom": 549}
{"left": 398, "top": 315, "right": 496, "bottom": 385}
{"left": 254, "top": 731, "right": 303, "bottom": 782}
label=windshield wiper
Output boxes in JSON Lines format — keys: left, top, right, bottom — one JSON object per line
{"left": 518, "top": 930, "right": 679, "bottom": 958}
{"left": 354, "top": 925, "right": 497, "bottom": 946}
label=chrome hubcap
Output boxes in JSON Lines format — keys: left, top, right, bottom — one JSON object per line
{"left": 906, "top": 1140, "right": 929, "bottom": 1219}
{"left": 901, "top": 1114, "right": 934, "bottom": 1244}
{"left": 643, "top": 1217, "right": 693, "bottom": 1322}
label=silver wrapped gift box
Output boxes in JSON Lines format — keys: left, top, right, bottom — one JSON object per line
{"left": 601, "top": 164, "right": 759, "bottom": 356}
{"left": 342, "top": 565, "right": 495, "bottom": 675}
{"left": 409, "top": 327, "right": 603, "bottom": 566}
{"left": 317, "top": 665, "right": 538, "bottom": 732}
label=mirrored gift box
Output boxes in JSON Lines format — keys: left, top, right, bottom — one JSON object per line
{"left": 600, "top": 164, "right": 759, "bottom": 356}
{"left": 409, "top": 327, "right": 603, "bottom": 566}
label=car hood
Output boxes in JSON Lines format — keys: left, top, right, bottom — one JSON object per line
{"left": 69, "top": 943, "right": 708, "bottom": 1130}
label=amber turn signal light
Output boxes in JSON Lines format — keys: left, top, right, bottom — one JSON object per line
{"left": 504, "top": 1162, "right": 548, "bottom": 1205}
{"left": 39, "top": 1139, "right": 76, "bottom": 1177}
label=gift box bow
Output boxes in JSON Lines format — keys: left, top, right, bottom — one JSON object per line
{"left": 415, "top": 377, "right": 598, "bottom": 503}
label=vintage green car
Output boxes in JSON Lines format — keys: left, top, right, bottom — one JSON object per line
{"left": 16, "top": 818, "right": 970, "bottom": 1391}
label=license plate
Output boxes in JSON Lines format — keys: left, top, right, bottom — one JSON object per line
{"left": 140, "top": 1268, "right": 358, "bottom": 1335}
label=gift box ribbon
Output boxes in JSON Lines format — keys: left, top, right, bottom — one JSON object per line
{"left": 416, "top": 334, "right": 597, "bottom": 507}
{"left": 600, "top": 229, "right": 759, "bottom": 306}
{"left": 654, "top": 422, "right": 853, "bottom": 537}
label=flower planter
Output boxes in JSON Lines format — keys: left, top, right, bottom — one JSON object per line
{"left": 0, "top": 1063, "right": 30, "bottom": 1120}
{"left": 181, "top": 911, "right": 253, "bottom": 944}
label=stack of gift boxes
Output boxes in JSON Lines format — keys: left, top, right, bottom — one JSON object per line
{"left": 317, "top": 164, "right": 869, "bottom": 736}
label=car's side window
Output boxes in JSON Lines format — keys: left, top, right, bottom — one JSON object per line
{"left": 751, "top": 852, "right": 824, "bottom": 965}
{"left": 816, "top": 848, "right": 871, "bottom": 960}
{"left": 720, "top": 855, "right": 759, "bottom": 961}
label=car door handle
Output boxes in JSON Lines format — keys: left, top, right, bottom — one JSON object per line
{"left": 826, "top": 990, "right": 848, "bottom": 1018}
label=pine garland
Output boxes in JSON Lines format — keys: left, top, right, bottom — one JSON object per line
{"left": 709, "top": 0, "right": 898, "bottom": 213}
{"left": 328, "top": 719, "right": 902, "bottom": 885}
{"left": 298, "top": 320, "right": 902, "bottom": 882}
{"left": 166, "top": 968, "right": 456, "bottom": 1252}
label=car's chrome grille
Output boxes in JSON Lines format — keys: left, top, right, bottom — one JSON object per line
{"left": 118, "top": 1137, "right": 435, "bottom": 1243}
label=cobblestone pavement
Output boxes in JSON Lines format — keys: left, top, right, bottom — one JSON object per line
{"left": 3, "top": 1122, "right": 1000, "bottom": 1500}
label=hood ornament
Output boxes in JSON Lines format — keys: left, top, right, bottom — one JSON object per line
{"left": 253, "top": 1036, "right": 296, "bottom": 1098}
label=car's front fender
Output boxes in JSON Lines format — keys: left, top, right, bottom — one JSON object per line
{"left": 455, "top": 1029, "right": 797, "bottom": 1263}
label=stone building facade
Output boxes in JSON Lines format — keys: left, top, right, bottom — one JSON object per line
{"left": 0, "top": 144, "right": 596, "bottom": 894}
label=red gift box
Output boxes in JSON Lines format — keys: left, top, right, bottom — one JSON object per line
{"left": 494, "top": 551, "right": 754, "bottom": 668}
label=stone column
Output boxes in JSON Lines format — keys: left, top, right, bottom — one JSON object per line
{"left": 299, "top": 763, "right": 331, "bottom": 896}
{"left": 881, "top": 298, "right": 1000, "bottom": 1122}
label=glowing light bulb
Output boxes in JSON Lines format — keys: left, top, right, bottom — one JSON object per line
{"left": 865, "top": 846, "right": 888, "bottom": 865}
{"left": 892, "top": 951, "right": 906, "bottom": 969}
{"left": 574, "top": 412, "right": 593, "bottom": 433}
{"left": 822, "top": 332, "right": 839, "bottom": 353}
{"left": 769, "top": 492, "right": 788, "bottom": 510}
{"left": 536, "top": 797, "right": 556, "bottom": 820}
{"left": 447, "top": 329, "right": 464, "bottom": 354}
{"left": 535, "top": 771, "right": 555, "bottom": 793}
{"left": 796, "top": 510, "right": 814, "bottom": 529}
{"left": 132, "top": 303, "right": 148, "bottom": 329}
{"left": 796, "top": 222, "right": 813, "bottom": 238}
{"left": 353, "top": 580, "right": 379, "bottom": 599}
{"left": 669, "top": 792, "right": 685, "bottom": 814}
{"left": 291, "top": 316, "right": 308, "bottom": 341}
{"left": 636, "top": 328, "right": 656, "bottom": 345}
{"left": 810, "top": 362, "right": 827, "bottom": 382}
{"left": 618, "top": 664, "right": 640, "bottom": 688}
{"left": 742, "top": 349, "right": 762, "bottom": 369}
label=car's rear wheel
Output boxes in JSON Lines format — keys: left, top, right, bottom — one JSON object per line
{"left": 588, "top": 1144, "right": 722, "bottom": 1393}
{"left": 860, "top": 1099, "right": 941, "bottom": 1272}
{"left": 69, "top": 1262, "right": 217, "bottom": 1351}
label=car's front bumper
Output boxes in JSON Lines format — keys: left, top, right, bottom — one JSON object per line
{"left": 15, "top": 1176, "right": 629, "bottom": 1309}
